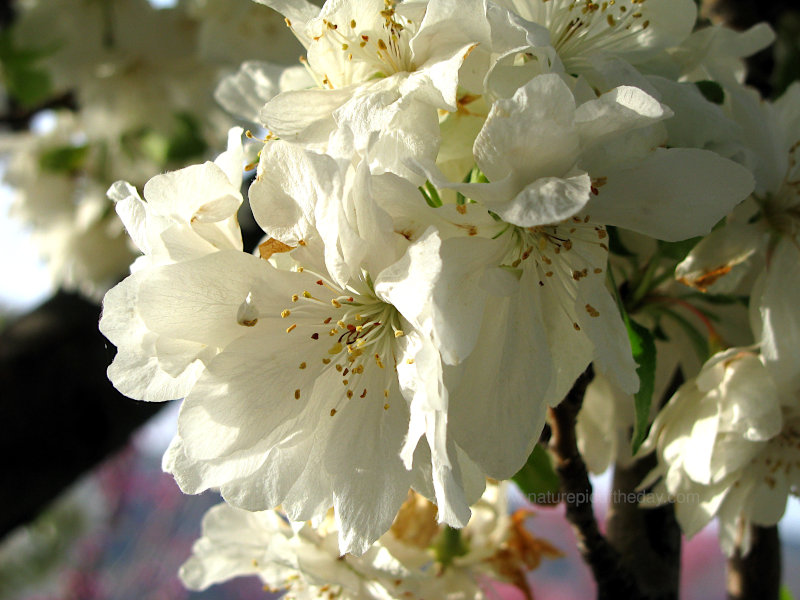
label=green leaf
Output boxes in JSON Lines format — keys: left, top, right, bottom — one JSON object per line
{"left": 780, "top": 586, "right": 796, "bottom": 600}
{"left": 625, "top": 317, "right": 656, "bottom": 454}
{"left": 0, "top": 30, "right": 55, "bottom": 107}
{"left": 606, "top": 225, "right": 635, "bottom": 256}
{"left": 512, "top": 444, "right": 560, "bottom": 505}
{"left": 5, "top": 65, "right": 52, "bottom": 107}
{"left": 657, "top": 236, "right": 702, "bottom": 261}
{"left": 682, "top": 291, "right": 749, "bottom": 307}
{"left": 38, "top": 144, "right": 90, "bottom": 173}
{"left": 695, "top": 80, "right": 725, "bottom": 105}
{"left": 165, "top": 112, "right": 208, "bottom": 163}
{"left": 433, "top": 526, "right": 469, "bottom": 568}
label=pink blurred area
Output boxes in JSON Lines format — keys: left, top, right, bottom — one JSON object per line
{"left": 4, "top": 417, "right": 798, "bottom": 600}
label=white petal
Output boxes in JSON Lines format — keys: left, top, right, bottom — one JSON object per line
{"left": 585, "top": 148, "right": 754, "bottom": 241}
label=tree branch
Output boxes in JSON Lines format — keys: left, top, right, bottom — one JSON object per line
{"left": 605, "top": 369, "right": 685, "bottom": 600}
{"left": 0, "top": 291, "right": 163, "bottom": 540}
{"left": 548, "top": 365, "right": 644, "bottom": 600}
{"left": 726, "top": 525, "right": 781, "bottom": 600}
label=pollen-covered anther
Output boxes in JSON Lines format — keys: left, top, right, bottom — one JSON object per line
{"left": 585, "top": 304, "right": 600, "bottom": 317}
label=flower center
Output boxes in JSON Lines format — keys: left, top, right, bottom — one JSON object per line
{"left": 509, "top": 0, "right": 653, "bottom": 70}
{"left": 274, "top": 270, "right": 403, "bottom": 412}
{"left": 295, "top": 0, "right": 416, "bottom": 89}
{"left": 499, "top": 214, "right": 610, "bottom": 330}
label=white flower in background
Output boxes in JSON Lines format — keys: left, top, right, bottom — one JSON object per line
{"left": 15, "top": 0, "right": 222, "bottom": 139}
{"left": 666, "top": 22, "right": 774, "bottom": 85}
{"left": 2, "top": 112, "right": 137, "bottom": 299}
{"left": 186, "top": 0, "right": 312, "bottom": 66}
{"left": 676, "top": 82, "right": 800, "bottom": 296}
{"left": 640, "top": 348, "right": 800, "bottom": 555}
{"left": 180, "top": 483, "right": 560, "bottom": 599}
{"left": 99, "top": 128, "right": 246, "bottom": 402}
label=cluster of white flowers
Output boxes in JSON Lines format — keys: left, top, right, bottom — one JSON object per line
{"left": 0, "top": 0, "right": 304, "bottom": 298}
{"left": 75, "top": 0, "right": 800, "bottom": 593}
{"left": 180, "top": 482, "right": 560, "bottom": 599}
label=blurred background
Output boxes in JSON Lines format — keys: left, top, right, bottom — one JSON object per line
{"left": 1, "top": 0, "right": 799, "bottom": 598}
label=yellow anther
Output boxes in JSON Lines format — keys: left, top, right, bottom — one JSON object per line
{"left": 394, "top": 330, "right": 404, "bottom": 338}
{"left": 330, "top": 408, "right": 337, "bottom": 416}
{"left": 291, "top": 294, "right": 299, "bottom": 302}
{"left": 331, "top": 299, "right": 342, "bottom": 308}
{"left": 375, "top": 354, "right": 385, "bottom": 368}
{"left": 299, "top": 362, "right": 307, "bottom": 369}
{"left": 286, "top": 324, "right": 297, "bottom": 333}
{"left": 281, "top": 309, "right": 291, "bottom": 318}
{"left": 384, "top": 403, "right": 390, "bottom": 410}
{"left": 303, "top": 291, "right": 313, "bottom": 298}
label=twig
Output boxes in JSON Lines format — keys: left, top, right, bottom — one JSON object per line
{"left": 548, "top": 365, "right": 644, "bottom": 600}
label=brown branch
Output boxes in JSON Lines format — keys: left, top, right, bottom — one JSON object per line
{"left": 548, "top": 365, "right": 644, "bottom": 600}
{"left": 605, "top": 369, "right": 685, "bottom": 600}
{"left": 0, "top": 291, "right": 163, "bottom": 540}
{"left": 726, "top": 525, "right": 781, "bottom": 600}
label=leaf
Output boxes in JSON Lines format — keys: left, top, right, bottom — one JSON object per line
{"left": 165, "top": 112, "right": 208, "bottom": 163}
{"left": 657, "top": 236, "right": 702, "bottom": 261}
{"left": 780, "top": 586, "right": 796, "bottom": 600}
{"left": 512, "top": 444, "right": 560, "bottom": 505}
{"left": 625, "top": 316, "right": 656, "bottom": 454}
{"left": 606, "top": 225, "right": 635, "bottom": 256}
{"left": 695, "top": 80, "right": 725, "bottom": 105}
{"left": 682, "top": 291, "right": 749, "bottom": 307}
{"left": 38, "top": 144, "right": 90, "bottom": 173}
{"left": 0, "top": 30, "right": 55, "bottom": 107}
